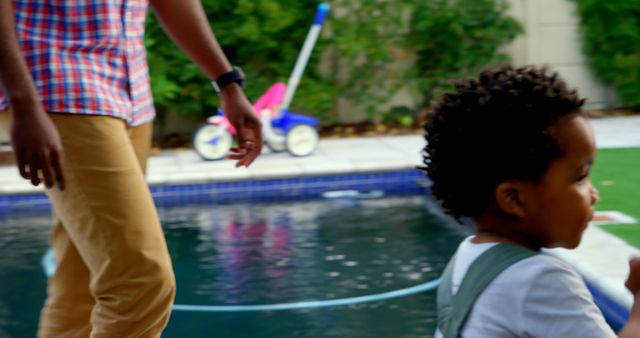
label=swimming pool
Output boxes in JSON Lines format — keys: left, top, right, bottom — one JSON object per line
{"left": 0, "top": 193, "right": 467, "bottom": 338}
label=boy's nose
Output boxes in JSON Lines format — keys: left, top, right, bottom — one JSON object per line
{"left": 590, "top": 184, "right": 600, "bottom": 205}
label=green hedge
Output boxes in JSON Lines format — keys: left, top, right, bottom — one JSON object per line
{"left": 145, "top": 0, "right": 334, "bottom": 123}
{"left": 409, "top": 0, "right": 522, "bottom": 110}
{"left": 145, "top": 0, "right": 522, "bottom": 125}
{"left": 571, "top": 0, "right": 640, "bottom": 109}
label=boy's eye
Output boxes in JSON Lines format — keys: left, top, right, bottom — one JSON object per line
{"left": 577, "top": 174, "right": 588, "bottom": 182}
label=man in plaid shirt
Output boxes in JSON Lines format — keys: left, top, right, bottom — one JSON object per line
{"left": 0, "top": 0, "right": 263, "bottom": 337}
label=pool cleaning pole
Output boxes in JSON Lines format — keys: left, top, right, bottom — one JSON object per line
{"left": 279, "top": 3, "right": 330, "bottom": 113}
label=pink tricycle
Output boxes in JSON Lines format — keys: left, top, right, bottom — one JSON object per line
{"left": 192, "top": 82, "right": 320, "bottom": 160}
{"left": 192, "top": 3, "right": 329, "bottom": 161}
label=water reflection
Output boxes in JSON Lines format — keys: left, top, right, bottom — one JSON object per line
{"left": 160, "top": 196, "right": 466, "bottom": 337}
{"left": 210, "top": 210, "right": 294, "bottom": 303}
{"left": 0, "top": 196, "right": 467, "bottom": 338}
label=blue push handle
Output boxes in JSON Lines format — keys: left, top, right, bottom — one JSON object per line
{"left": 313, "top": 3, "right": 330, "bottom": 25}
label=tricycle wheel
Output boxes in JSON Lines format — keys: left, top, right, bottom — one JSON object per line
{"left": 285, "top": 124, "right": 319, "bottom": 157}
{"left": 193, "top": 124, "right": 233, "bottom": 161}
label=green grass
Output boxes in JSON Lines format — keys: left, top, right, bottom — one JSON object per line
{"left": 591, "top": 147, "right": 640, "bottom": 247}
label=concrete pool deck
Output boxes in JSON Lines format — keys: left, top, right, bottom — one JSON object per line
{"left": 1, "top": 115, "right": 640, "bottom": 311}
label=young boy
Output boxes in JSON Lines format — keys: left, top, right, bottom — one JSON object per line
{"left": 423, "top": 65, "right": 640, "bottom": 337}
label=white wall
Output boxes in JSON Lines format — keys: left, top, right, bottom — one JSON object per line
{"left": 506, "top": 0, "right": 616, "bottom": 109}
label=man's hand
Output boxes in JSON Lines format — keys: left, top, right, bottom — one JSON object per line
{"left": 220, "top": 83, "right": 262, "bottom": 167}
{"left": 9, "top": 101, "right": 65, "bottom": 190}
{"left": 1, "top": 0, "right": 64, "bottom": 189}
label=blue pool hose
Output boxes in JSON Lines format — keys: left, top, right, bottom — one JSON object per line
{"left": 172, "top": 278, "right": 441, "bottom": 312}
{"left": 44, "top": 250, "right": 441, "bottom": 313}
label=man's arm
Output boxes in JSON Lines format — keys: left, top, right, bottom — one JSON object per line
{"left": 0, "top": 1, "right": 65, "bottom": 189}
{"left": 149, "top": 0, "right": 262, "bottom": 167}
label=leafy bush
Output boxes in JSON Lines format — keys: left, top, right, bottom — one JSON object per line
{"left": 325, "top": 0, "right": 411, "bottom": 122}
{"left": 145, "top": 0, "right": 522, "bottom": 126}
{"left": 145, "top": 0, "right": 334, "bottom": 123}
{"left": 318, "top": 0, "right": 521, "bottom": 123}
{"left": 571, "top": 0, "right": 640, "bottom": 108}
{"left": 409, "top": 0, "right": 522, "bottom": 110}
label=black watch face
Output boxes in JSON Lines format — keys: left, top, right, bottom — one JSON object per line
{"left": 213, "top": 67, "right": 245, "bottom": 92}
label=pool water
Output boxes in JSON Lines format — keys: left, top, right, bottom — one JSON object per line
{"left": 0, "top": 195, "right": 467, "bottom": 338}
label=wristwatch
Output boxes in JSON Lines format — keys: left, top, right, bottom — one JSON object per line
{"left": 211, "top": 66, "right": 245, "bottom": 93}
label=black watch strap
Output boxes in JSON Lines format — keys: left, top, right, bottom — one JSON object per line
{"left": 212, "top": 66, "right": 245, "bottom": 93}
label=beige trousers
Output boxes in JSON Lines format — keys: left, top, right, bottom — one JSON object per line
{"left": 0, "top": 112, "right": 175, "bottom": 338}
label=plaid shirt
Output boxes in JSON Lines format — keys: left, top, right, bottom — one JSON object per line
{"left": 0, "top": 0, "right": 155, "bottom": 126}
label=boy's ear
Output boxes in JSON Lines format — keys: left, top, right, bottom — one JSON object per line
{"left": 494, "top": 182, "right": 526, "bottom": 218}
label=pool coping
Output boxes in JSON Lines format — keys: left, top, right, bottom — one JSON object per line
{"left": 0, "top": 169, "right": 431, "bottom": 213}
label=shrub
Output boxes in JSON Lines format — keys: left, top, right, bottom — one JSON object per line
{"left": 571, "top": 0, "right": 640, "bottom": 108}
{"left": 145, "top": 0, "right": 334, "bottom": 123}
{"left": 145, "top": 0, "right": 523, "bottom": 126}
{"left": 409, "top": 0, "right": 523, "bottom": 110}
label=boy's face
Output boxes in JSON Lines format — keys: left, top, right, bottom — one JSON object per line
{"left": 520, "top": 115, "right": 599, "bottom": 249}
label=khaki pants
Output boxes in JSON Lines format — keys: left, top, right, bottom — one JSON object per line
{"left": 0, "top": 112, "right": 175, "bottom": 338}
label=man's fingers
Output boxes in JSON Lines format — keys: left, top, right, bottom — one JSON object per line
{"left": 235, "top": 124, "right": 262, "bottom": 166}
{"left": 28, "top": 160, "right": 41, "bottom": 187}
{"left": 40, "top": 152, "right": 56, "bottom": 189}
{"left": 242, "top": 127, "right": 263, "bottom": 167}
{"left": 227, "top": 120, "right": 262, "bottom": 167}
{"left": 227, "top": 147, "right": 248, "bottom": 160}
{"left": 252, "top": 123, "right": 263, "bottom": 148}
{"left": 15, "top": 152, "right": 28, "bottom": 179}
{"left": 245, "top": 133, "right": 264, "bottom": 167}
{"left": 239, "top": 143, "right": 260, "bottom": 167}
{"left": 235, "top": 123, "right": 246, "bottom": 148}
{"left": 50, "top": 150, "right": 65, "bottom": 191}
{"left": 228, "top": 141, "right": 260, "bottom": 167}
{"left": 14, "top": 149, "right": 64, "bottom": 189}
{"left": 235, "top": 151, "right": 258, "bottom": 168}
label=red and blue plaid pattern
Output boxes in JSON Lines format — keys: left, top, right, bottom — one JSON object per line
{"left": 0, "top": 0, "right": 155, "bottom": 126}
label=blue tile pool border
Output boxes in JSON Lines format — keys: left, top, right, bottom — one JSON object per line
{"left": 0, "top": 169, "right": 431, "bottom": 214}
{"left": 587, "top": 281, "right": 629, "bottom": 333}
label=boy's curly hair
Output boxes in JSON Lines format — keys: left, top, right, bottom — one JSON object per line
{"left": 422, "top": 65, "right": 585, "bottom": 219}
